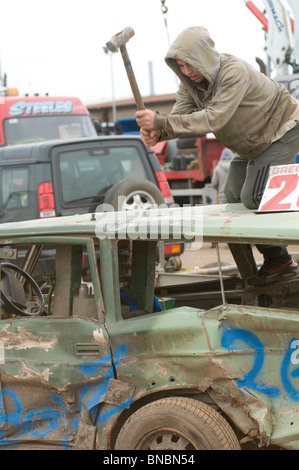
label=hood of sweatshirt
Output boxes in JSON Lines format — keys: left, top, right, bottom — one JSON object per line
{"left": 165, "top": 26, "right": 221, "bottom": 91}
{"left": 218, "top": 148, "right": 233, "bottom": 171}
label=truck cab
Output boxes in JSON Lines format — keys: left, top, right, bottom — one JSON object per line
{"left": 0, "top": 88, "right": 96, "bottom": 145}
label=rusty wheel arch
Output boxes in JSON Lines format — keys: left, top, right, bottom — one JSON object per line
{"left": 97, "top": 388, "right": 243, "bottom": 450}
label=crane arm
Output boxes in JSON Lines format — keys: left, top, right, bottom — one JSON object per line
{"left": 244, "top": 0, "right": 296, "bottom": 75}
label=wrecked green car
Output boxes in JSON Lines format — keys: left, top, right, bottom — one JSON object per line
{"left": 0, "top": 203, "right": 299, "bottom": 450}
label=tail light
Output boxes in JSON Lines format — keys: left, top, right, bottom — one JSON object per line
{"left": 38, "top": 182, "right": 56, "bottom": 218}
{"left": 155, "top": 170, "right": 174, "bottom": 205}
{"left": 164, "top": 244, "right": 182, "bottom": 255}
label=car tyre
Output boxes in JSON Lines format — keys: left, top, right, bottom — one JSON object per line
{"left": 115, "top": 397, "right": 240, "bottom": 450}
{"left": 102, "top": 178, "right": 165, "bottom": 211}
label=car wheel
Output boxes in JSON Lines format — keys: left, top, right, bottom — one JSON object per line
{"left": 115, "top": 397, "right": 240, "bottom": 450}
{"left": 103, "top": 179, "right": 165, "bottom": 211}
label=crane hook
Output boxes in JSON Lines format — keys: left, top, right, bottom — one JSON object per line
{"left": 161, "top": 0, "right": 168, "bottom": 15}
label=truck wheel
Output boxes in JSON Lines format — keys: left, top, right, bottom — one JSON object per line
{"left": 115, "top": 397, "right": 240, "bottom": 450}
{"left": 103, "top": 179, "right": 165, "bottom": 211}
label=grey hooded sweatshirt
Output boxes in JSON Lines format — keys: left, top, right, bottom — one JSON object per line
{"left": 154, "top": 26, "right": 299, "bottom": 159}
{"left": 211, "top": 148, "right": 234, "bottom": 203}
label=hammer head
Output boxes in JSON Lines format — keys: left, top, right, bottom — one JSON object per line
{"left": 106, "top": 27, "right": 135, "bottom": 52}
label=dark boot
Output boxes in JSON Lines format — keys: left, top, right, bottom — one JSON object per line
{"left": 247, "top": 245, "right": 299, "bottom": 286}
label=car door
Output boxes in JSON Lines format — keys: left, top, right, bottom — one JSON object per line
{"left": 0, "top": 165, "right": 33, "bottom": 223}
{"left": 0, "top": 239, "right": 114, "bottom": 449}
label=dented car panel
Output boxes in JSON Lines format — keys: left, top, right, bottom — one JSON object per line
{"left": 0, "top": 319, "right": 114, "bottom": 447}
{"left": 106, "top": 303, "right": 299, "bottom": 449}
{"left": 0, "top": 204, "right": 299, "bottom": 449}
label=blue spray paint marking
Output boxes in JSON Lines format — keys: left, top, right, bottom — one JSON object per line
{"left": 78, "top": 344, "right": 127, "bottom": 376}
{"left": 80, "top": 380, "right": 110, "bottom": 412}
{"left": 0, "top": 389, "right": 5, "bottom": 429}
{"left": 79, "top": 344, "right": 130, "bottom": 424}
{"left": 0, "top": 343, "right": 127, "bottom": 445}
{"left": 0, "top": 390, "right": 66, "bottom": 444}
{"left": 23, "top": 408, "right": 62, "bottom": 438}
{"left": 221, "top": 327, "right": 280, "bottom": 397}
{"left": 221, "top": 327, "right": 299, "bottom": 402}
{"left": 0, "top": 388, "right": 22, "bottom": 431}
{"left": 78, "top": 354, "right": 114, "bottom": 376}
{"left": 280, "top": 338, "right": 299, "bottom": 402}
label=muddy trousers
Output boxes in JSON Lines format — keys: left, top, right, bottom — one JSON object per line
{"left": 224, "top": 122, "right": 299, "bottom": 261}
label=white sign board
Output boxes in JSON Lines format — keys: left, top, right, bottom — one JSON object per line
{"left": 258, "top": 164, "right": 299, "bottom": 212}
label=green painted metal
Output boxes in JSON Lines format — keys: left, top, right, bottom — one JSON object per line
{"left": 0, "top": 203, "right": 298, "bottom": 244}
{"left": 0, "top": 204, "right": 299, "bottom": 449}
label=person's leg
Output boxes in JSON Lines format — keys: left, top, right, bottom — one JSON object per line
{"left": 224, "top": 155, "right": 248, "bottom": 203}
{"left": 240, "top": 122, "right": 299, "bottom": 209}
{"left": 224, "top": 149, "right": 291, "bottom": 268}
{"left": 240, "top": 123, "right": 299, "bottom": 285}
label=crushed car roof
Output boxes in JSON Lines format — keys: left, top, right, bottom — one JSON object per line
{"left": 0, "top": 203, "right": 298, "bottom": 245}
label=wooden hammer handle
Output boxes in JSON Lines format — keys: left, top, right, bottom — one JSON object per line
{"left": 120, "top": 46, "right": 145, "bottom": 110}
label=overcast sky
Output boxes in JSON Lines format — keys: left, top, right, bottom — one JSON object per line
{"left": 0, "top": 0, "right": 267, "bottom": 105}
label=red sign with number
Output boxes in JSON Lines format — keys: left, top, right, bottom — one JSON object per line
{"left": 258, "top": 164, "right": 299, "bottom": 212}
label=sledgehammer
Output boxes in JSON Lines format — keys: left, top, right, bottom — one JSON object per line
{"left": 106, "top": 27, "right": 145, "bottom": 110}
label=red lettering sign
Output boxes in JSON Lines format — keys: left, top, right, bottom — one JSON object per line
{"left": 259, "top": 164, "right": 299, "bottom": 212}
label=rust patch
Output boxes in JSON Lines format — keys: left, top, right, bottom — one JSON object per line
{"left": 17, "top": 362, "right": 50, "bottom": 381}
{"left": 0, "top": 323, "right": 57, "bottom": 350}
{"left": 93, "top": 327, "right": 108, "bottom": 349}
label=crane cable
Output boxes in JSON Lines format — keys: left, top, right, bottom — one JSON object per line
{"left": 160, "top": 0, "right": 171, "bottom": 46}
{"left": 160, "top": 0, "right": 179, "bottom": 87}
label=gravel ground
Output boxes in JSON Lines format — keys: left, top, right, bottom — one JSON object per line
{"left": 180, "top": 241, "right": 263, "bottom": 271}
{"left": 180, "top": 241, "right": 299, "bottom": 273}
